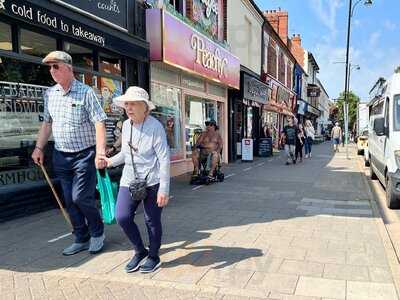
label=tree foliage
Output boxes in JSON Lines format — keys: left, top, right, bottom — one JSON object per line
{"left": 395, "top": 66, "right": 400, "bottom": 74}
{"left": 335, "top": 91, "right": 360, "bottom": 132}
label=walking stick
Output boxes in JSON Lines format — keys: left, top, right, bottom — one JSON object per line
{"left": 39, "top": 163, "right": 72, "bottom": 229}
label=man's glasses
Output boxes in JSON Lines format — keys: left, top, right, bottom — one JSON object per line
{"left": 48, "top": 64, "right": 60, "bottom": 70}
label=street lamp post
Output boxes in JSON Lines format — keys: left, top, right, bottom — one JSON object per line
{"left": 343, "top": 0, "right": 372, "bottom": 159}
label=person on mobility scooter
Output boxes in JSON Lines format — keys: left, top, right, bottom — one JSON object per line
{"left": 190, "top": 119, "right": 224, "bottom": 185}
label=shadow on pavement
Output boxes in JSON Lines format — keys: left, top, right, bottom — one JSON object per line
{"left": 0, "top": 142, "right": 375, "bottom": 282}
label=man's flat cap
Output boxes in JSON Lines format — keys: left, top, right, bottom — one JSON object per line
{"left": 42, "top": 51, "right": 72, "bottom": 65}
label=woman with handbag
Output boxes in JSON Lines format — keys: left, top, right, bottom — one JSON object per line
{"left": 100, "top": 86, "right": 170, "bottom": 273}
{"left": 304, "top": 120, "right": 315, "bottom": 158}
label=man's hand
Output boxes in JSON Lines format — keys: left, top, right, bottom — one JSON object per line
{"left": 157, "top": 193, "right": 169, "bottom": 207}
{"left": 95, "top": 155, "right": 108, "bottom": 169}
{"left": 32, "top": 147, "right": 44, "bottom": 165}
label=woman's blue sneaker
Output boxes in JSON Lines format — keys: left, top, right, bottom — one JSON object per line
{"left": 139, "top": 256, "right": 161, "bottom": 273}
{"left": 125, "top": 250, "right": 148, "bottom": 273}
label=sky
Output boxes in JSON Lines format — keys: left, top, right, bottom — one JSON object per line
{"left": 254, "top": 0, "right": 400, "bottom": 102}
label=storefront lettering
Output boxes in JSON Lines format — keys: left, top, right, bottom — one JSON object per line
{"left": 70, "top": 24, "right": 105, "bottom": 46}
{"left": 0, "top": 82, "right": 46, "bottom": 113}
{"left": 247, "top": 80, "right": 267, "bottom": 99}
{"left": 191, "top": 34, "right": 228, "bottom": 78}
{"left": 200, "top": 0, "right": 218, "bottom": 18}
{"left": 98, "top": 0, "right": 120, "bottom": 14}
{"left": 11, "top": 4, "right": 33, "bottom": 20}
{"left": 4, "top": 1, "right": 106, "bottom": 47}
{"left": 0, "top": 168, "right": 43, "bottom": 185}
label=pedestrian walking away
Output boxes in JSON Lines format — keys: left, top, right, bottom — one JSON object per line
{"left": 281, "top": 117, "right": 298, "bottom": 165}
{"left": 100, "top": 86, "right": 170, "bottom": 274}
{"left": 296, "top": 123, "right": 305, "bottom": 162}
{"left": 304, "top": 120, "right": 315, "bottom": 158}
{"left": 31, "top": 51, "right": 108, "bottom": 256}
{"left": 331, "top": 122, "right": 342, "bottom": 153}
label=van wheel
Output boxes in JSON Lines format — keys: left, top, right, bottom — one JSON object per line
{"left": 370, "top": 166, "right": 378, "bottom": 180}
{"left": 364, "top": 159, "right": 370, "bottom": 167}
{"left": 386, "top": 175, "right": 400, "bottom": 209}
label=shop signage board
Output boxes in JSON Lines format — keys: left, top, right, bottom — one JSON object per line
{"left": 243, "top": 73, "right": 268, "bottom": 104}
{"left": 258, "top": 137, "right": 272, "bottom": 157}
{"left": 307, "top": 104, "right": 320, "bottom": 116}
{"left": 241, "top": 138, "right": 253, "bottom": 161}
{"left": 51, "top": 0, "right": 128, "bottom": 31}
{"left": 146, "top": 9, "right": 240, "bottom": 89}
{"left": 297, "top": 99, "right": 307, "bottom": 115}
{"left": 0, "top": 0, "right": 147, "bottom": 60}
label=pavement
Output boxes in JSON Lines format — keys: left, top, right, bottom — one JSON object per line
{"left": 1, "top": 142, "right": 399, "bottom": 300}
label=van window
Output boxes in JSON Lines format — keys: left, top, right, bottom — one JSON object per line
{"left": 372, "top": 100, "right": 384, "bottom": 116}
{"left": 395, "top": 95, "right": 400, "bottom": 131}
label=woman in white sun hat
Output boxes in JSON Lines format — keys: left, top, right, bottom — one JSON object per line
{"left": 99, "top": 86, "right": 170, "bottom": 273}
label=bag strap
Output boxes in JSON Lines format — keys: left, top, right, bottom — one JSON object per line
{"left": 129, "top": 119, "right": 147, "bottom": 181}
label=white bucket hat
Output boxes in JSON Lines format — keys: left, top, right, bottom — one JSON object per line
{"left": 113, "top": 86, "right": 156, "bottom": 110}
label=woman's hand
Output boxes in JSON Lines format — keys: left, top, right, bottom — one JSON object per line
{"left": 96, "top": 154, "right": 112, "bottom": 169}
{"left": 157, "top": 193, "right": 169, "bottom": 207}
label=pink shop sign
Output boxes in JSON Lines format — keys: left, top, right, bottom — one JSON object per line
{"left": 146, "top": 9, "right": 240, "bottom": 89}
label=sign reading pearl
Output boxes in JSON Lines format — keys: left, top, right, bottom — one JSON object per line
{"left": 191, "top": 34, "right": 228, "bottom": 79}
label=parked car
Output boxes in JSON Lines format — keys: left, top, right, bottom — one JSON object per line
{"left": 368, "top": 73, "right": 400, "bottom": 208}
{"left": 356, "top": 128, "right": 368, "bottom": 155}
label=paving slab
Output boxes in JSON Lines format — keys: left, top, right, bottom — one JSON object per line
{"left": 1, "top": 143, "right": 399, "bottom": 299}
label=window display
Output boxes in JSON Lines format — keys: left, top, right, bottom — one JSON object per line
{"left": 0, "top": 57, "right": 54, "bottom": 186}
{"left": 185, "top": 95, "right": 217, "bottom": 158}
{"left": 0, "top": 22, "right": 12, "bottom": 51}
{"left": 151, "top": 82, "right": 183, "bottom": 160}
{"left": 20, "top": 29, "right": 56, "bottom": 58}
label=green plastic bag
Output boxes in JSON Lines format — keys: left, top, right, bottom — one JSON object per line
{"left": 96, "top": 169, "right": 118, "bottom": 225}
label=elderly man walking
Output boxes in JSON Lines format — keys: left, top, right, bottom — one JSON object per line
{"left": 32, "top": 51, "right": 108, "bottom": 256}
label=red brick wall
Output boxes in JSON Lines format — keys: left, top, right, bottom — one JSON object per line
{"left": 290, "top": 34, "right": 305, "bottom": 68}
{"left": 264, "top": 9, "right": 288, "bottom": 45}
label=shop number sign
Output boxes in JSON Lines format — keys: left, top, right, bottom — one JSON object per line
{"left": 241, "top": 138, "right": 253, "bottom": 161}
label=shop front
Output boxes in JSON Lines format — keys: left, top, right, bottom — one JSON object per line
{"left": 229, "top": 71, "right": 269, "bottom": 161}
{"left": 305, "top": 103, "right": 320, "bottom": 128}
{"left": 0, "top": 0, "right": 149, "bottom": 221}
{"left": 146, "top": 8, "right": 240, "bottom": 176}
{"left": 296, "top": 98, "right": 308, "bottom": 124}
{"left": 262, "top": 76, "right": 296, "bottom": 149}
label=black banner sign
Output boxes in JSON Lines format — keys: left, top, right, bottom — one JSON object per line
{"left": 52, "top": 0, "right": 128, "bottom": 30}
{"left": 243, "top": 73, "right": 268, "bottom": 104}
{"left": 0, "top": 0, "right": 148, "bottom": 60}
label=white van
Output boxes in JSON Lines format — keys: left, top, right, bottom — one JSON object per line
{"left": 368, "top": 73, "right": 400, "bottom": 208}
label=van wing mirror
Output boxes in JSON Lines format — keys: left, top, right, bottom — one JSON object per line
{"left": 373, "top": 118, "right": 385, "bottom": 136}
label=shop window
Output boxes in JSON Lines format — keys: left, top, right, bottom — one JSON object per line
{"left": 185, "top": 95, "right": 217, "bottom": 158}
{"left": 267, "top": 41, "right": 277, "bottom": 78}
{"left": 98, "top": 77, "right": 124, "bottom": 146}
{"left": 20, "top": 29, "right": 56, "bottom": 58}
{"left": 0, "top": 22, "right": 12, "bottom": 51}
{"left": 278, "top": 52, "right": 285, "bottom": 84}
{"left": 100, "top": 53, "right": 122, "bottom": 77}
{"left": 64, "top": 42, "right": 93, "bottom": 70}
{"left": 0, "top": 56, "right": 55, "bottom": 188}
{"left": 151, "top": 82, "right": 183, "bottom": 160}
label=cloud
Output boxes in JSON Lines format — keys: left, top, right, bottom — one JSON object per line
{"left": 383, "top": 20, "right": 397, "bottom": 31}
{"left": 313, "top": 41, "right": 400, "bottom": 100}
{"left": 309, "top": 0, "right": 344, "bottom": 36}
{"left": 368, "top": 31, "right": 381, "bottom": 47}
